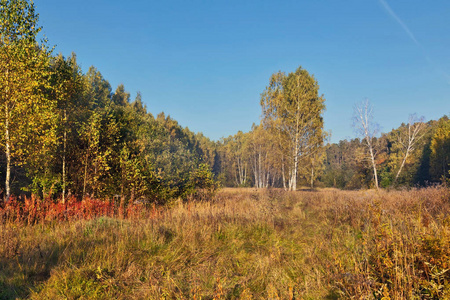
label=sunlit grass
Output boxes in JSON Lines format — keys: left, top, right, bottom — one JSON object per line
{"left": 1, "top": 187, "right": 449, "bottom": 299}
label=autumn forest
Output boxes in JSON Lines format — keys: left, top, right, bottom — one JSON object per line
{"left": 1, "top": 0, "right": 450, "bottom": 299}
{"left": 0, "top": 2, "right": 449, "bottom": 205}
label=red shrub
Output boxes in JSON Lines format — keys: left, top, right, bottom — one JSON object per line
{"left": 0, "top": 195, "right": 161, "bottom": 225}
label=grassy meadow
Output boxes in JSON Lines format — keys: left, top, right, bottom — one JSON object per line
{"left": 1, "top": 187, "right": 450, "bottom": 299}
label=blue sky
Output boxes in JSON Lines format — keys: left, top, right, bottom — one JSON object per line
{"left": 36, "top": 0, "right": 450, "bottom": 143}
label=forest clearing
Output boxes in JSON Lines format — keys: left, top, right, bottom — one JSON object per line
{"left": 1, "top": 1, "right": 450, "bottom": 299}
{"left": 1, "top": 187, "right": 450, "bottom": 299}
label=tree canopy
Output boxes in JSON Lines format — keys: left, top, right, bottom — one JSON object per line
{"left": 0, "top": 0, "right": 448, "bottom": 203}
{"left": 261, "top": 67, "right": 326, "bottom": 190}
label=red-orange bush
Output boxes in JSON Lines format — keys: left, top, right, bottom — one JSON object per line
{"left": 0, "top": 195, "right": 155, "bottom": 224}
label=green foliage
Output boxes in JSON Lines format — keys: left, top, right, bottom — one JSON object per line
{"left": 430, "top": 116, "right": 450, "bottom": 184}
{"left": 186, "top": 163, "right": 220, "bottom": 200}
{"left": 322, "top": 116, "right": 448, "bottom": 189}
{"left": 261, "top": 67, "right": 326, "bottom": 191}
{"left": 0, "top": 0, "right": 57, "bottom": 200}
{"left": 0, "top": 0, "right": 221, "bottom": 201}
{"left": 112, "top": 83, "right": 130, "bottom": 106}
{"left": 219, "top": 131, "right": 250, "bottom": 187}
{"left": 0, "top": 0, "right": 40, "bottom": 43}
{"left": 379, "top": 164, "right": 393, "bottom": 188}
{"left": 1, "top": 0, "right": 448, "bottom": 202}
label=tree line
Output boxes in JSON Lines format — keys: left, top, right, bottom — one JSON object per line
{"left": 217, "top": 114, "right": 449, "bottom": 190}
{"left": 323, "top": 111, "right": 449, "bottom": 189}
{"left": 1, "top": 0, "right": 449, "bottom": 205}
{"left": 0, "top": 0, "right": 221, "bottom": 204}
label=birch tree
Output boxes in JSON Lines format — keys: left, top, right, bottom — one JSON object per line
{"left": 392, "top": 114, "right": 426, "bottom": 185}
{"left": 353, "top": 99, "right": 379, "bottom": 189}
{"left": 0, "top": 0, "right": 56, "bottom": 201}
{"left": 224, "top": 131, "right": 249, "bottom": 186}
{"left": 261, "top": 67, "right": 325, "bottom": 191}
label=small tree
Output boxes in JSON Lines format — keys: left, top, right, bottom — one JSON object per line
{"left": 392, "top": 114, "right": 426, "bottom": 185}
{"left": 261, "top": 67, "right": 326, "bottom": 191}
{"left": 187, "top": 164, "right": 220, "bottom": 201}
{"left": 353, "top": 99, "right": 379, "bottom": 189}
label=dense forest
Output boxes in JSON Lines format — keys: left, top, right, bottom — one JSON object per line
{"left": 1, "top": 0, "right": 449, "bottom": 206}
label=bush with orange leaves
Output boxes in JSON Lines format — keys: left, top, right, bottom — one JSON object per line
{"left": 0, "top": 195, "right": 151, "bottom": 224}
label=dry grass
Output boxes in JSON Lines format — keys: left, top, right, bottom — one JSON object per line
{"left": 1, "top": 187, "right": 449, "bottom": 299}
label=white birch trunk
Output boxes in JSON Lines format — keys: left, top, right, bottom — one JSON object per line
{"left": 5, "top": 103, "right": 11, "bottom": 202}
{"left": 62, "top": 109, "right": 67, "bottom": 203}
{"left": 83, "top": 152, "right": 88, "bottom": 199}
{"left": 367, "top": 137, "right": 379, "bottom": 189}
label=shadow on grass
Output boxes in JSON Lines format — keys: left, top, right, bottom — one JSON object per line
{"left": 0, "top": 219, "right": 120, "bottom": 300}
{"left": 0, "top": 241, "right": 63, "bottom": 299}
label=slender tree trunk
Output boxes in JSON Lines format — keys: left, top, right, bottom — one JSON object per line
{"left": 393, "top": 147, "right": 410, "bottom": 185}
{"left": 288, "top": 166, "right": 294, "bottom": 191}
{"left": 253, "top": 155, "right": 258, "bottom": 188}
{"left": 120, "top": 168, "right": 125, "bottom": 207}
{"left": 93, "top": 159, "right": 97, "bottom": 199}
{"left": 237, "top": 157, "right": 242, "bottom": 185}
{"left": 393, "top": 118, "right": 425, "bottom": 185}
{"left": 291, "top": 79, "right": 301, "bottom": 192}
{"left": 233, "top": 163, "right": 238, "bottom": 186}
{"left": 291, "top": 139, "right": 298, "bottom": 191}
{"left": 62, "top": 109, "right": 67, "bottom": 203}
{"left": 293, "top": 154, "right": 298, "bottom": 191}
{"left": 4, "top": 65, "right": 11, "bottom": 202}
{"left": 310, "top": 163, "right": 314, "bottom": 189}
{"left": 83, "top": 152, "right": 88, "bottom": 199}
{"left": 264, "top": 151, "right": 269, "bottom": 188}
{"left": 5, "top": 103, "right": 11, "bottom": 202}
{"left": 356, "top": 100, "right": 379, "bottom": 190}
{"left": 367, "top": 141, "right": 379, "bottom": 189}
{"left": 258, "top": 147, "right": 262, "bottom": 188}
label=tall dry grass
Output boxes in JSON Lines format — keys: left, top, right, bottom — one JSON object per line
{"left": 0, "top": 187, "right": 449, "bottom": 299}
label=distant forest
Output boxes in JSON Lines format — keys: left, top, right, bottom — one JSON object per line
{"left": 1, "top": 0, "right": 449, "bottom": 205}
{"left": 219, "top": 114, "right": 450, "bottom": 190}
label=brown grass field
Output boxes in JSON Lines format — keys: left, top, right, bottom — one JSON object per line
{"left": 1, "top": 187, "right": 450, "bottom": 299}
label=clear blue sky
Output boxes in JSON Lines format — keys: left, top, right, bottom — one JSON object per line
{"left": 36, "top": 0, "right": 450, "bottom": 143}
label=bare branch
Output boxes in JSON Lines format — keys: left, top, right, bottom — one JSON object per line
{"left": 393, "top": 114, "right": 427, "bottom": 185}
